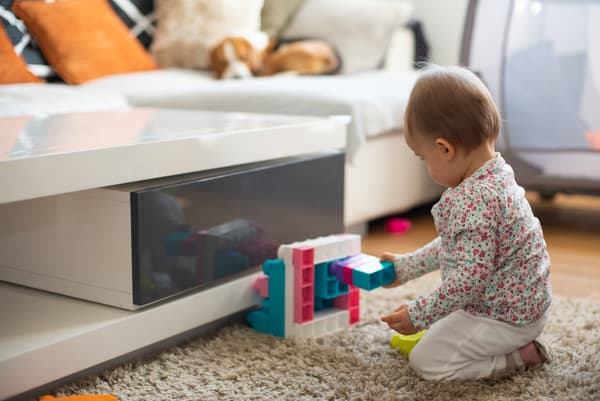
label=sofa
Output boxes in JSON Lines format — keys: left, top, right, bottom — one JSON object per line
{"left": 0, "top": 0, "right": 442, "bottom": 228}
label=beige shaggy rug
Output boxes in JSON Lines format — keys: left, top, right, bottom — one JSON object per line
{"left": 42, "top": 274, "right": 599, "bottom": 401}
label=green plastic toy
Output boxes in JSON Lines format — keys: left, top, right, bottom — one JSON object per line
{"left": 390, "top": 330, "right": 427, "bottom": 359}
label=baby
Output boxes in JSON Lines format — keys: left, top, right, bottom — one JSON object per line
{"left": 380, "top": 65, "right": 552, "bottom": 381}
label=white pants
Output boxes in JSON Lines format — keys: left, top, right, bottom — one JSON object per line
{"left": 409, "top": 309, "right": 548, "bottom": 381}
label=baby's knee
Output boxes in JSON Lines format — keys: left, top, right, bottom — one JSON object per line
{"left": 408, "top": 343, "right": 453, "bottom": 381}
{"left": 408, "top": 343, "right": 439, "bottom": 380}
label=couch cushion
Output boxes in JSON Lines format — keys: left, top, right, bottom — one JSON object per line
{"left": 12, "top": 0, "right": 157, "bottom": 84}
{"left": 281, "top": 0, "right": 413, "bottom": 74}
{"left": 84, "top": 69, "right": 420, "bottom": 158}
{"left": 0, "top": 0, "right": 54, "bottom": 79}
{"left": 0, "top": 24, "right": 41, "bottom": 83}
{"left": 260, "top": 0, "right": 304, "bottom": 37}
{"left": 151, "top": 0, "right": 264, "bottom": 70}
{"left": 108, "top": 0, "right": 156, "bottom": 49}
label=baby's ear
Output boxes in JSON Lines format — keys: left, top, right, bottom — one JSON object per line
{"left": 435, "top": 137, "right": 456, "bottom": 161}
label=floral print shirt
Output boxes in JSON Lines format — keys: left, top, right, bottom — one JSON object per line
{"left": 394, "top": 154, "right": 552, "bottom": 330}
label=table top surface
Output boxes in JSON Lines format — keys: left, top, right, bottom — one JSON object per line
{"left": 0, "top": 108, "right": 347, "bottom": 204}
{"left": 1, "top": 108, "right": 330, "bottom": 161}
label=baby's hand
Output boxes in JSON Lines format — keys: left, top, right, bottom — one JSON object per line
{"left": 380, "top": 252, "right": 400, "bottom": 288}
{"left": 380, "top": 304, "right": 418, "bottom": 335}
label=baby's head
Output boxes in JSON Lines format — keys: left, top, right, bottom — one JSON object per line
{"left": 404, "top": 65, "right": 500, "bottom": 187}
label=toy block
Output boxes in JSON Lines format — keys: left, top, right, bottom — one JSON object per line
{"left": 294, "top": 283, "right": 314, "bottom": 323}
{"left": 290, "top": 309, "right": 350, "bottom": 339}
{"left": 331, "top": 254, "right": 378, "bottom": 285}
{"left": 333, "top": 285, "right": 360, "bottom": 309}
{"left": 278, "top": 234, "right": 361, "bottom": 265}
{"left": 333, "top": 285, "right": 360, "bottom": 324}
{"left": 349, "top": 306, "right": 360, "bottom": 325}
{"left": 293, "top": 247, "right": 315, "bottom": 324}
{"left": 293, "top": 246, "right": 314, "bottom": 267}
{"left": 381, "top": 260, "right": 396, "bottom": 286}
{"left": 315, "top": 262, "right": 349, "bottom": 300}
{"left": 312, "top": 234, "right": 360, "bottom": 264}
{"left": 314, "top": 297, "right": 334, "bottom": 311}
{"left": 352, "top": 260, "right": 386, "bottom": 290}
{"left": 390, "top": 330, "right": 427, "bottom": 359}
{"left": 247, "top": 259, "right": 286, "bottom": 337}
{"left": 253, "top": 274, "right": 269, "bottom": 298}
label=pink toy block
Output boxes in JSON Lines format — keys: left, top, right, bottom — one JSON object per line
{"left": 334, "top": 285, "right": 360, "bottom": 309}
{"left": 348, "top": 286, "right": 360, "bottom": 306}
{"left": 253, "top": 274, "right": 269, "bottom": 298}
{"left": 343, "top": 266, "right": 353, "bottom": 285}
{"left": 333, "top": 285, "right": 360, "bottom": 325}
{"left": 348, "top": 286, "right": 360, "bottom": 324}
{"left": 293, "top": 247, "right": 315, "bottom": 324}
{"left": 293, "top": 246, "right": 314, "bottom": 266}
{"left": 349, "top": 306, "right": 360, "bottom": 325}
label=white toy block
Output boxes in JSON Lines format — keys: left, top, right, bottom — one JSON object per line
{"left": 278, "top": 234, "right": 360, "bottom": 265}
{"left": 290, "top": 309, "right": 350, "bottom": 339}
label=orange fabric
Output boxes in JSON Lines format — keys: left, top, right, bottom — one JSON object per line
{"left": 12, "top": 0, "right": 157, "bottom": 84}
{"left": 39, "top": 396, "right": 118, "bottom": 401}
{"left": 0, "top": 25, "right": 42, "bottom": 83}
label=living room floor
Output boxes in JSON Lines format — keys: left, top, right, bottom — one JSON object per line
{"left": 362, "top": 193, "right": 600, "bottom": 301}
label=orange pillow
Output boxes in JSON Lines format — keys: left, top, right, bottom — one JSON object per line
{"left": 12, "top": 0, "right": 157, "bottom": 84}
{"left": 0, "top": 25, "right": 43, "bottom": 84}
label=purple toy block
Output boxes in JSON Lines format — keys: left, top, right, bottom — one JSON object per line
{"left": 331, "top": 254, "right": 379, "bottom": 286}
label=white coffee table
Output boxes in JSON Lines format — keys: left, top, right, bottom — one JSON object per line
{"left": 0, "top": 108, "right": 348, "bottom": 400}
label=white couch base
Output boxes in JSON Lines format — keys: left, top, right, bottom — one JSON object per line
{"left": 345, "top": 131, "right": 442, "bottom": 226}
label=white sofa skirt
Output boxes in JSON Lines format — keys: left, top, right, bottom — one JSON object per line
{"left": 345, "top": 130, "right": 441, "bottom": 226}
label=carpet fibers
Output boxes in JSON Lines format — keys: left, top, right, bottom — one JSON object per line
{"left": 45, "top": 274, "right": 599, "bottom": 401}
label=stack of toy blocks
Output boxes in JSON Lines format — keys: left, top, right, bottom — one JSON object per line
{"left": 330, "top": 254, "right": 395, "bottom": 291}
{"left": 247, "top": 234, "right": 397, "bottom": 339}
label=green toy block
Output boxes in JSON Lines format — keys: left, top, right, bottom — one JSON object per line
{"left": 390, "top": 330, "right": 427, "bottom": 359}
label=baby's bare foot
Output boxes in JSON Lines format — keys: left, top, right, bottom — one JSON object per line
{"left": 518, "top": 342, "right": 545, "bottom": 366}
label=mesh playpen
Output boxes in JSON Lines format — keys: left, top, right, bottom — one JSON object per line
{"left": 463, "top": 0, "right": 600, "bottom": 195}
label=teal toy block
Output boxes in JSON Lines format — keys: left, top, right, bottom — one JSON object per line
{"left": 247, "top": 259, "right": 286, "bottom": 337}
{"left": 315, "top": 262, "right": 349, "bottom": 300}
{"left": 349, "top": 258, "right": 396, "bottom": 291}
{"left": 381, "top": 261, "right": 396, "bottom": 286}
{"left": 314, "top": 297, "right": 334, "bottom": 311}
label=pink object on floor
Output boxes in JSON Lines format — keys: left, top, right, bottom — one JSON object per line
{"left": 293, "top": 246, "right": 315, "bottom": 323}
{"left": 385, "top": 217, "right": 412, "bottom": 234}
{"left": 254, "top": 274, "right": 269, "bottom": 298}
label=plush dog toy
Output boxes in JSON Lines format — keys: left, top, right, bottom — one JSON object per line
{"left": 209, "top": 36, "right": 341, "bottom": 79}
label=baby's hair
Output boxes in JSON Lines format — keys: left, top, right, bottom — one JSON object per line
{"left": 404, "top": 64, "right": 500, "bottom": 153}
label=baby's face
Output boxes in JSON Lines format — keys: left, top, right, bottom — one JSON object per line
{"left": 404, "top": 130, "right": 464, "bottom": 188}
